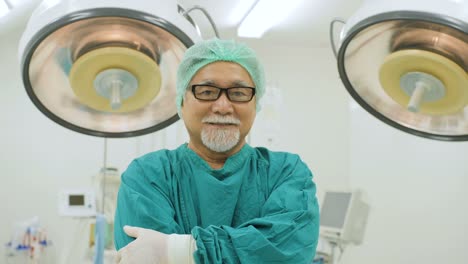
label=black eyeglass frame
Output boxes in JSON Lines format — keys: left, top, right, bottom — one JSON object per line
{"left": 191, "top": 84, "right": 256, "bottom": 102}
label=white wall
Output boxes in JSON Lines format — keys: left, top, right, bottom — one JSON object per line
{"left": 344, "top": 103, "right": 468, "bottom": 264}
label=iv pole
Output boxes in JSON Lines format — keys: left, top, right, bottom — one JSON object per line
{"left": 93, "top": 138, "right": 108, "bottom": 264}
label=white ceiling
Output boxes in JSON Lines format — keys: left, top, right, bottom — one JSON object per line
{"left": 178, "top": 0, "right": 364, "bottom": 46}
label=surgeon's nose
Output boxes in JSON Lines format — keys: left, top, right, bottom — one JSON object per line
{"left": 212, "top": 92, "right": 234, "bottom": 115}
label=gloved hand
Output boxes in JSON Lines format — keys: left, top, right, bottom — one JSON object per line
{"left": 116, "top": 226, "right": 196, "bottom": 264}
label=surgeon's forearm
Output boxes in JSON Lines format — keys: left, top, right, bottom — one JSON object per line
{"left": 167, "top": 234, "right": 197, "bottom": 264}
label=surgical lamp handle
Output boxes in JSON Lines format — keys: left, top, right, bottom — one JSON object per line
{"left": 182, "top": 6, "right": 220, "bottom": 38}
{"left": 329, "top": 18, "right": 346, "bottom": 58}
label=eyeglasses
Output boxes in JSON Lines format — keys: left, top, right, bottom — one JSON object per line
{"left": 191, "top": 84, "right": 256, "bottom": 102}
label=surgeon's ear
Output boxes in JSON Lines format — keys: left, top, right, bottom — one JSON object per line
{"left": 179, "top": 98, "right": 185, "bottom": 119}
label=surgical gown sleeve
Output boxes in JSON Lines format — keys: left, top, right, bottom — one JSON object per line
{"left": 114, "top": 158, "right": 183, "bottom": 250}
{"left": 191, "top": 154, "right": 319, "bottom": 264}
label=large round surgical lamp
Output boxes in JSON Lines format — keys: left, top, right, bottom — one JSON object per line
{"left": 19, "top": 0, "right": 206, "bottom": 137}
{"left": 332, "top": 0, "right": 467, "bottom": 141}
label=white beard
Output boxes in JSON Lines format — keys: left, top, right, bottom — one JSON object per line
{"left": 201, "top": 115, "right": 241, "bottom": 153}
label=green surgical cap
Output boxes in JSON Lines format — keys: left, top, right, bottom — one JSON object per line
{"left": 176, "top": 38, "right": 265, "bottom": 116}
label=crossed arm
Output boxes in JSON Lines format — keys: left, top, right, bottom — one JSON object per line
{"left": 114, "top": 158, "right": 319, "bottom": 264}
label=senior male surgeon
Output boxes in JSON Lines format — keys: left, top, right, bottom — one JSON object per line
{"left": 114, "top": 38, "right": 319, "bottom": 264}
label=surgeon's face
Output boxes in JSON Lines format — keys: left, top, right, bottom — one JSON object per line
{"left": 181, "top": 61, "right": 256, "bottom": 154}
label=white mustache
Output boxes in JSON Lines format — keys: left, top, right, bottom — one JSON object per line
{"left": 202, "top": 115, "right": 240, "bottom": 125}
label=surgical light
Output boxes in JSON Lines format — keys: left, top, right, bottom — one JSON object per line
{"left": 333, "top": 0, "right": 467, "bottom": 141}
{"left": 19, "top": 0, "right": 202, "bottom": 137}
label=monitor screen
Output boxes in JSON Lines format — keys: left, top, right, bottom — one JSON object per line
{"left": 320, "top": 192, "right": 352, "bottom": 229}
{"left": 69, "top": 194, "right": 85, "bottom": 206}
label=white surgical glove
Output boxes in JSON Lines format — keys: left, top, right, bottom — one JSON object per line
{"left": 116, "top": 226, "right": 196, "bottom": 264}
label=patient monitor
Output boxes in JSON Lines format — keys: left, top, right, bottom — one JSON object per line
{"left": 320, "top": 190, "right": 369, "bottom": 245}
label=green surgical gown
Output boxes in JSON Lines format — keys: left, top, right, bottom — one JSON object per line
{"left": 114, "top": 143, "right": 319, "bottom": 263}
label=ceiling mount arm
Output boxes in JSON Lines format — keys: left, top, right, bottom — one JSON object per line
{"left": 329, "top": 18, "right": 346, "bottom": 58}
{"left": 182, "top": 5, "right": 220, "bottom": 38}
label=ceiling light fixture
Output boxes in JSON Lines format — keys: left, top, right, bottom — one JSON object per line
{"left": 237, "top": 0, "right": 303, "bottom": 38}
{"left": 228, "top": 0, "right": 256, "bottom": 25}
{"left": 0, "top": 0, "right": 11, "bottom": 18}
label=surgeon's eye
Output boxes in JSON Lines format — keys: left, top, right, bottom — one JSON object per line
{"left": 198, "top": 90, "right": 215, "bottom": 96}
{"left": 231, "top": 91, "right": 247, "bottom": 97}
{"left": 228, "top": 87, "right": 254, "bottom": 102}
{"left": 193, "top": 85, "right": 220, "bottom": 100}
